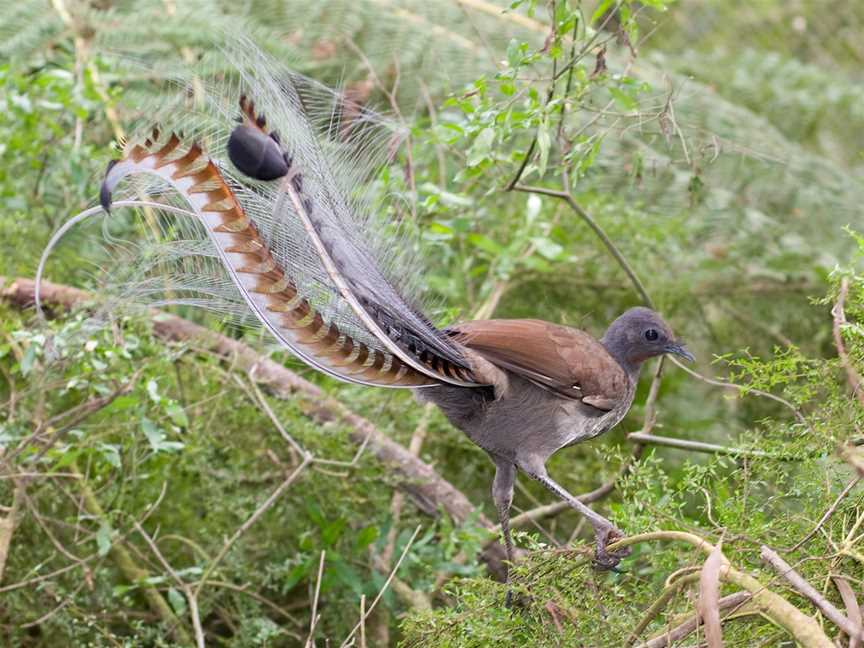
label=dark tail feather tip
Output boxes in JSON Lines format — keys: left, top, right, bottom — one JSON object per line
{"left": 100, "top": 159, "right": 119, "bottom": 213}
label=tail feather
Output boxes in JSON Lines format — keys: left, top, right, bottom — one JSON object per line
{"left": 43, "top": 38, "right": 483, "bottom": 389}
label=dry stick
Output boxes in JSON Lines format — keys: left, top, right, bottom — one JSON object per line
{"left": 4, "top": 378, "right": 136, "bottom": 467}
{"left": 70, "top": 460, "right": 193, "bottom": 645}
{"left": 833, "top": 576, "right": 862, "bottom": 648}
{"left": 202, "top": 580, "right": 299, "bottom": 625}
{"left": 833, "top": 277, "right": 864, "bottom": 406}
{"left": 602, "top": 531, "right": 834, "bottom": 648}
{"left": 135, "top": 522, "right": 205, "bottom": 648}
{"left": 359, "top": 595, "right": 367, "bottom": 648}
{"left": 512, "top": 184, "right": 653, "bottom": 307}
{"left": 339, "top": 525, "right": 421, "bottom": 648}
{"left": 635, "top": 592, "right": 753, "bottom": 648}
{"left": 193, "top": 456, "right": 312, "bottom": 602}
{"left": 305, "top": 550, "right": 326, "bottom": 648}
{"left": 0, "top": 484, "right": 24, "bottom": 583}
{"left": 785, "top": 475, "right": 861, "bottom": 552}
{"left": 760, "top": 545, "right": 864, "bottom": 642}
{"left": 626, "top": 432, "right": 788, "bottom": 459}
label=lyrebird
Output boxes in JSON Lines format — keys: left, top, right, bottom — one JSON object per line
{"left": 38, "top": 44, "right": 693, "bottom": 600}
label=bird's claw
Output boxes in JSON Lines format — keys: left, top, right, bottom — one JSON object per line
{"left": 592, "top": 524, "right": 630, "bottom": 571}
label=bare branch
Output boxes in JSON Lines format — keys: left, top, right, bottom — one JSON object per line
{"left": 635, "top": 592, "right": 752, "bottom": 648}
{"left": 785, "top": 475, "right": 861, "bottom": 552}
{"left": 761, "top": 545, "right": 864, "bottom": 642}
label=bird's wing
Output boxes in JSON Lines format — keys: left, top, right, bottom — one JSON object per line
{"left": 447, "top": 319, "right": 629, "bottom": 410}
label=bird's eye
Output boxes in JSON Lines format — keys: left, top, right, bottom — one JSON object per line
{"left": 645, "top": 329, "right": 659, "bottom": 341}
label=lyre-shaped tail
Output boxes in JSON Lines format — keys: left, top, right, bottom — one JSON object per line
{"left": 99, "top": 131, "right": 451, "bottom": 388}
{"left": 44, "top": 43, "right": 484, "bottom": 389}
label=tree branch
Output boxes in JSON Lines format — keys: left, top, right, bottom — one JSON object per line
{"left": 761, "top": 545, "right": 864, "bottom": 642}
{"left": 2, "top": 277, "right": 503, "bottom": 560}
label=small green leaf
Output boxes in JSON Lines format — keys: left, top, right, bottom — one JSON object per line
{"left": 536, "top": 119, "right": 551, "bottom": 178}
{"left": 467, "top": 233, "right": 504, "bottom": 255}
{"left": 355, "top": 525, "right": 379, "bottom": 550}
{"left": 165, "top": 403, "right": 189, "bottom": 428}
{"left": 531, "top": 237, "right": 565, "bottom": 260}
{"left": 96, "top": 522, "right": 113, "bottom": 557}
{"left": 146, "top": 380, "right": 161, "bottom": 403}
{"left": 167, "top": 588, "right": 187, "bottom": 616}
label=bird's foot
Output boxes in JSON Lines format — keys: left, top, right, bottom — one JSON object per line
{"left": 592, "top": 523, "right": 631, "bottom": 570}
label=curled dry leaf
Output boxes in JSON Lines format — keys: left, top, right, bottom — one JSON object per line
{"left": 833, "top": 576, "right": 862, "bottom": 648}
{"left": 698, "top": 541, "right": 726, "bottom": 648}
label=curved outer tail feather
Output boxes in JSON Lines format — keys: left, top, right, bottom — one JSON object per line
{"left": 99, "top": 129, "right": 471, "bottom": 388}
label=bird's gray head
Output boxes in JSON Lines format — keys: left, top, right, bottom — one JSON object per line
{"left": 600, "top": 306, "right": 693, "bottom": 375}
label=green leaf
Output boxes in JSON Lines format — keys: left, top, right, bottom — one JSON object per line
{"left": 20, "top": 344, "right": 37, "bottom": 376}
{"left": 467, "top": 127, "right": 495, "bottom": 167}
{"left": 355, "top": 525, "right": 380, "bottom": 550}
{"left": 536, "top": 118, "right": 551, "bottom": 179}
{"left": 146, "top": 380, "right": 161, "bottom": 403}
{"left": 96, "top": 522, "right": 113, "bottom": 557}
{"left": 467, "top": 233, "right": 504, "bottom": 255}
{"left": 531, "top": 237, "right": 564, "bottom": 260}
{"left": 167, "top": 588, "right": 187, "bottom": 617}
{"left": 166, "top": 403, "right": 189, "bottom": 428}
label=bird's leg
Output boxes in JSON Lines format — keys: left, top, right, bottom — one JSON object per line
{"left": 525, "top": 466, "right": 630, "bottom": 569}
{"left": 492, "top": 458, "right": 516, "bottom": 607}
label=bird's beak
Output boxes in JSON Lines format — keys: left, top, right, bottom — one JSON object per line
{"left": 666, "top": 342, "right": 695, "bottom": 362}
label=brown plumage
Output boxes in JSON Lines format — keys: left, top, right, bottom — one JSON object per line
{"left": 449, "top": 319, "right": 629, "bottom": 411}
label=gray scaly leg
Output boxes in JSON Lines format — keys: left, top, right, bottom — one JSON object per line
{"left": 492, "top": 458, "right": 516, "bottom": 606}
{"left": 526, "top": 465, "right": 630, "bottom": 569}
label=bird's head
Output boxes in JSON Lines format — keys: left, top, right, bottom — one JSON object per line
{"left": 601, "top": 307, "right": 693, "bottom": 374}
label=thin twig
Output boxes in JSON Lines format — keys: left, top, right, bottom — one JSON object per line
{"left": 635, "top": 592, "right": 752, "bottom": 648}
{"left": 603, "top": 531, "right": 833, "bottom": 648}
{"left": 193, "top": 456, "right": 311, "bottom": 601}
{"left": 785, "top": 475, "right": 861, "bottom": 552}
{"left": 135, "top": 522, "right": 205, "bottom": 648}
{"left": 512, "top": 184, "right": 653, "bottom": 306}
{"left": 698, "top": 539, "right": 726, "bottom": 648}
{"left": 833, "top": 576, "right": 862, "bottom": 648}
{"left": 833, "top": 277, "right": 864, "bottom": 406}
{"left": 305, "top": 550, "right": 326, "bottom": 648}
{"left": 625, "top": 572, "right": 701, "bottom": 645}
{"left": 668, "top": 356, "right": 809, "bottom": 428}
{"left": 627, "top": 432, "right": 793, "bottom": 459}
{"left": 340, "top": 525, "right": 422, "bottom": 648}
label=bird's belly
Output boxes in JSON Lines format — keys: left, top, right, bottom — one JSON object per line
{"left": 419, "top": 376, "right": 616, "bottom": 464}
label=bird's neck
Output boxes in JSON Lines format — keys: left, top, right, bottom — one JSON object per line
{"left": 600, "top": 336, "right": 644, "bottom": 381}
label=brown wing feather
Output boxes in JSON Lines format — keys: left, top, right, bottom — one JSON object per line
{"left": 449, "top": 319, "right": 629, "bottom": 410}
